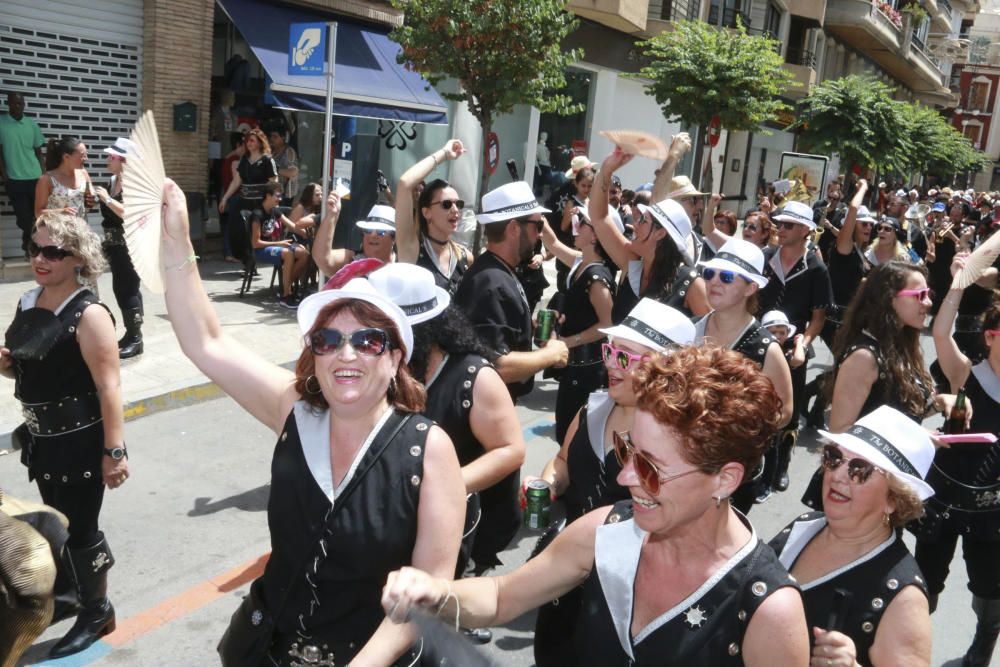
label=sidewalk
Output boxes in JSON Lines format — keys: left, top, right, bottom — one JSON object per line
{"left": 0, "top": 258, "right": 304, "bottom": 441}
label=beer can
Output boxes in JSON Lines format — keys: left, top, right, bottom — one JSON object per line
{"left": 524, "top": 479, "right": 551, "bottom": 530}
{"left": 535, "top": 309, "right": 556, "bottom": 344}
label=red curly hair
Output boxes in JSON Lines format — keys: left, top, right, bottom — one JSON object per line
{"left": 632, "top": 345, "right": 783, "bottom": 475}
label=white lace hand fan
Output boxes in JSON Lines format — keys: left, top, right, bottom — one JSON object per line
{"left": 952, "top": 231, "right": 1000, "bottom": 290}
{"left": 599, "top": 130, "right": 669, "bottom": 161}
{"left": 122, "top": 111, "right": 166, "bottom": 293}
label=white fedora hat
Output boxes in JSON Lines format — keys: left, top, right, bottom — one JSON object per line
{"left": 355, "top": 204, "right": 397, "bottom": 233}
{"left": 367, "top": 263, "right": 450, "bottom": 326}
{"left": 599, "top": 298, "right": 696, "bottom": 353}
{"left": 818, "top": 405, "right": 936, "bottom": 500}
{"left": 564, "top": 155, "right": 596, "bottom": 178}
{"left": 760, "top": 310, "right": 796, "bottom": 338}
{"left": 637, "top": 198, "right": 692, "bottom": 253}
{"left": 477, "top": 181, "right": 550, "bottom": 224}
{"left": 667, "top": 175, "right": 708, "bottom": 199}
{"left": 772, "top": 200, "right": 816, "bottom": 230}
{"left": 699, "top": 237, "right": 768, "bottom": 288}
{"left": 103, "top": 137, "right": 138, "bottom": 158}
{"left": 297, "top": 277, "right": 414, "bottom": 362}
{"left": 856, "top": 206, "right": 877, "bottom": 224}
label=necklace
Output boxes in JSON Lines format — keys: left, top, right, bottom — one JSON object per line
{"left": 426, "top": 233, "right": 449, "bottom": 246}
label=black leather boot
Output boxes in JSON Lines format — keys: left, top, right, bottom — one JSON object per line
{"left": 49, "top": 534, "right": 116, "bottom": 658}
{"left": 50, "top": 547, "right": 82, "bottom": 625}
{"left": 774, "top": 428, "right": 797, "bottom": 492}
{"left": 118, "top": 306, "right": 143, "bottom": 359}
{"left": 963, "top": 596, "right": 1000, "bottom": 667}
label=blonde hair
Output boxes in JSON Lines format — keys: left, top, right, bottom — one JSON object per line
{"left": 33, "top": 212, "right": 106, "bottom": 284}
{"left": 886, "top": 473, "right": 924, "bottom": 527}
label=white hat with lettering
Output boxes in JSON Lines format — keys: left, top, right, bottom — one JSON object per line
{"left": 818, "top": 405, "right": 936, "bottom": 500}
{"left": 477, "top": 181, "right": 550, "bottom": 224}
{"left": 772, "top": 200, "right": 816, "bottom": 230}
{"left": 637, "top": 198, "right": 692, "bottom": 253}
{"left": 699, "top": 237, "right": 768, "bottom": 288}
{"left": 599, "top": 298, "right": 696, "bottom": 353}
{"left": 355, "top": 205, "right": 397, "bottom": 233}
{"left": 367, "top": 263, "right": 450, "bottom": 325}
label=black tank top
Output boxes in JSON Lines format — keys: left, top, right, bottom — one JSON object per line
{"left": 259, "top": 405, "right": 427, "bottom": 657}
{"left": 416, "top": 236, "right": 470, "bottom": 296}
{"left": 563, "top": 393, "right": 627, "bottom": 522}
{"left": 612, "top": 261, "right": 698, "bottom": 324}
{"left": 769, "top": 512, "right": 927, "bottom": 667}
{"left": 574, "top": 501, "right": 798, "bottom": 665}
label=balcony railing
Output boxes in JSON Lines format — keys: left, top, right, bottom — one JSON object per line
{"left": 786, "top": 47, "right": 817, "bottom": 68}
{"left": 939, "top": 0, "right": 953, "bottom": 23}
{"left": 708, "top": 6, "right": 750, "bottom": 28}
{"left": 649, "top": 0, "right": 702, "bottom": 21}
{"left": 912, "top": 29, "right": 926, "bottom": 52}
{"left": 870, "top": 1, "right": 903, "bottom": 31}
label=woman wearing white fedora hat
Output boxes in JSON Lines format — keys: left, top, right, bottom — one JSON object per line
{"left": 393, "top": 140, "right": 473, "bottom": 296}
{"left": 771, "top": 405, "right": 934, "bottom": 667}
{"left": 157, "top": 181, "right": 465, "bottom": 666}
{"left": 695, "top": 237, "right": 793, "bottom": 511}
{"left": 589, "top": 149, "right": 709, "bottom": 324}
{"left": 367, "top": 263, "right": 525, "bottom": 582}
{"left": 312, "top": 195, "right": 396, "bottom": 276}
{"left": 383, "top": 345, "right": 808, "bottom": 667}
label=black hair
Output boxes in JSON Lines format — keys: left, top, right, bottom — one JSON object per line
{"left": 417, "top": 178, "right": 452, "bottom": 235}
{"left": 644, "top": 232, "right": 685, "bottom": 300}
{"left": 262, "top": 182, "right": 282, "bottom": 198}
{"left": 229, "top": 132, "right": 245, "bottom": 148}
{"left": 408, "top": 305, "right": 500, "bottom": 382}
{"left": 45, "top": 136, "right": 82, "bottom": 171}
{"left": 298, "top": 183, "right": 321, "bottom": 214}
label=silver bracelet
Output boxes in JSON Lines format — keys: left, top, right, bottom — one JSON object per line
{"left": 165, "top": 253, "right": 199, "bottom": 271}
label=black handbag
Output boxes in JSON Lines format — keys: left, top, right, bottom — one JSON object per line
{"left": 217, "top": 411, "right": 414, "bottom": 666}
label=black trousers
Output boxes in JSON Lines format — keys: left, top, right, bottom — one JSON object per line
{"left": 36, "top": 479, "right": 105, "bottom": 549}
{"left": 916, "top": 530, "right": 1000, "bottom": 600}
{"left": 103, "top": 240, "right": 142, "bottom": 312}
{"left": 6, "top": 178, "right": 37, "bottom": 251}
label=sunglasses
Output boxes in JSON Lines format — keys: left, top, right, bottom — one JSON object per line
{"left": 985, "top": 329, "right": 1000, "bottom": 337}
{"left": 777, "top": 221, "right": 802, "bottom": 231}
{"left": 701, "top": 267, "right": 748, "bottom": 285}
{"left": 857, "top": 220, "right": 873, "bottom": 228}
{"left": 743, "top": 224, "right": 759, "bottom": 233}
{"left": 28, "top": 241, "right": 73, "bottom": 261}
{"left": 431, "top": 199, "right": 464, "bottom": 211}
{"left": 602, "top": 342, "right": 646, "bottom": 371}
{"left": 877, "top": 225, "right": 896, "bottom": 233}
{"left": 821, "top": 444, "right": 885, "bottom": 485}
{"left": 364, "top": 229, "right": 394, "bottom": 237}
{"left": 613, "top": 431, "right": 704, "bottom": 497}
{"left": 308, "top": 327, "right": 392, "bottom": 357}
{"left": 896, "top": 287, "right": 934, "bottom": 301}
{"left": 518, "top": 217, "right": 543, "bottom": 232}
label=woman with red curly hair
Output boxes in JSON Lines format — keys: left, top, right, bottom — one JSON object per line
{"left": 381, "top": 345, "right": 810, "bottom": 666}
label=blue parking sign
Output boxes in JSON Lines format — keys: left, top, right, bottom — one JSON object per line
{"left": 289, "top": 22, "right": 326, "bottom": 76}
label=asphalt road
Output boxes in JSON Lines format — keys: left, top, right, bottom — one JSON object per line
{"left": 3, "top": 334, "right": 991, "bottom": 666}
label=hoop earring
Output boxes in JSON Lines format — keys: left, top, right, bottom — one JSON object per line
{"left": 388, "top": 376, "right": 398, "bottom": 399}
{"left": 305, "top": 375, "right": 322, "bottom": 395}
{"left": 713, "top": 495, "right": 726, "bottom": 509}
{"left": 883, "top": 511, "right": 892, "bottom": 527}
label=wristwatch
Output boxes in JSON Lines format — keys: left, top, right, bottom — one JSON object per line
{"left": 103, "top": 446, "right": 128, "bottom": 460}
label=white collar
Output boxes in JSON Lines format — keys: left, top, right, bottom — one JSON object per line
{"left": 972, "top": 361, "right": 1000, "bottom": 404}
{"left": 585, "top": 391, "right": 616, "bottom": 461}
{"left": 778, "top": 515, "right": 896, "bottom": 591}
{"left": 20, "top": 286, "right": 85, "bottom": 314}
{"left": 627, "top": 259, "right": 643, "bottom": 295}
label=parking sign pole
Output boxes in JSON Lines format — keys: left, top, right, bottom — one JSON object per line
{"left": 320, "top": 22, "right": 338, "bottom": 215}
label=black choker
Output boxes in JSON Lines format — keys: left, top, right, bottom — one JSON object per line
{"left": 426, "top": 234, "right": 449, "bottom": 246}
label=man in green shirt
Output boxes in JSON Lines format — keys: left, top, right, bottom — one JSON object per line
{"left": 0, "top": 92, "right": 46, "bottom": 255}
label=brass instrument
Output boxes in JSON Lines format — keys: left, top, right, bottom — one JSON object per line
{"left": 904, "top": 203, "right": 930, "bottom": 233}
{"left": 935, "top": 219, "right": 954, "bottom": 242}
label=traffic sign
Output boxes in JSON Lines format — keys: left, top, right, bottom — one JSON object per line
{"left": 289, "top": 22, "right": 326, "bottom": 76}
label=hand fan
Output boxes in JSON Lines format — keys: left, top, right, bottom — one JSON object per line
{"left": 599, "top": 130, "right": 669, "bottom": 161}
{"left": 952, "top": 230, "right": 1000, "bottom": 290}
{"left": 122, "top": 111, "right": 167, "bottom": 293}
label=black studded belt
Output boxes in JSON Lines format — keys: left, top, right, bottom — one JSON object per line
{"left": 568, "top": 341, "right": 604, "bottom": 367}
{"left": 20, "top": 392, "right": 102, "bottom": 437}
{"left": 926, "top": 463, "right": 1000, "bottom": 514}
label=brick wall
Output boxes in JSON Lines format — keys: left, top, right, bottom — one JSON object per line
{"left": 142, "top": 0, "right": 216, "bottom": 195}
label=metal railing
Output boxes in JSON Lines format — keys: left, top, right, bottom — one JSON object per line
{"left": 870, "top": 2, "right": 902, "bottom": 32}
{"left": 785, "top": 47, "right": 817, "bottom": 68}
{"left": 649, "top": 0, "right": 702, "bottom": 21}
{"left": 707, "top": 5, "right": 750, "bottom": 28}
{"left": 939, "top": 0, "right": 953, "bottom": 23}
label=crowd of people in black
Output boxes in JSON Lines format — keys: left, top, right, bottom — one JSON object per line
{"left": 3, "top": 112, "right": 1000, "bottom": 667}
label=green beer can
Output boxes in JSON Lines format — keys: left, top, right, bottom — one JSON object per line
{"left": 535, "top": 309, "right": 556, "bottom": 345}
{"left": 524, "top": 479, "right": 552, "bottom": 530}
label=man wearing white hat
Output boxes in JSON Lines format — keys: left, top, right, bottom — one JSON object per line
{"left": 758, "top": 199, "right": 833, "bottom": 483}
{"left": 453, "top": 181, "right": 568, "bottom": 401}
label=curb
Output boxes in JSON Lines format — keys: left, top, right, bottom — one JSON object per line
{"left": 0, "top": 360, "right": 297, "bottom": 452}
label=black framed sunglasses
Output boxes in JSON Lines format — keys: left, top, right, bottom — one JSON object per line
{"left": 518, "top": 217, "right": 543, "bottom": 232}
{"left": 612, "top": 431, "right": 705, "bottom": 497}
{"left": 308, "top": 327, "right": 392, "bottom": 357}
{"left": 28, "top": 241, "right": 73, "bottom": 261}
{"left": 431, "top": 199, "right": 464, "bottom": 211}
{"left": 364, "top": 229, "right": 395, "bottom": 237}
{"left": 821, "top": 444, "right": 885, "bottom": 484}
{"left": 877, "top": 225, "right": 896, "bottom": 233}
{"left": 777, "top": 221, "right": 801, "bottom": 231}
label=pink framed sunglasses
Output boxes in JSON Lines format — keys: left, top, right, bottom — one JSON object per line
{"left": 602, "top": 342, "right": 646, "bottom": 371}
{"left": 896, "top": 287, "right": 934, "bottom": 301}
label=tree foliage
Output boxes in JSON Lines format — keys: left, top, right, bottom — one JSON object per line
{"left": 630, "top": 19, "right": 794, "bottom": 134}
{"left": 390, "top": 0, "right": 583, "bottom": 147}
{"left": 796, "top": 74, "right": 991, "bottom": 179}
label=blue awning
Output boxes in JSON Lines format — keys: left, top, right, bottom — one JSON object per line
{"left": 216, "top": 0, "right": 448, "bottom": 124}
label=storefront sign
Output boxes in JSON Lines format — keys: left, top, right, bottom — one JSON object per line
{"left": 485, "top": 132, "right": 500, "bottom": 176}
{"left": 289, "top": 22, "right": 326, "bottom": 76}
{"left": 778, "top": 152, "right": 828, "bottom": 204}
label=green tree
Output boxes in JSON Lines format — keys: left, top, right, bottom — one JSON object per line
{"left": 391, "top": 0, "right": 583, "bottom": 249}
{"left": 630, "top": 19, "right": 794, "bottom": 187}
{"left": 795, "top": 75, "right": 908, "bottom": 174}
{"left": 890, "top": 99, "right": 990, "bottom": 181}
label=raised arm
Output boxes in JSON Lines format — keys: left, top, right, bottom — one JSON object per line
{"left": 161, "top": 180, "right": 297, "bottom": 434}
{"left": 590, "top": 150, "right": 638, "bottom": 270}
{"left": 311, "top": 192, "right": 355, "bottom": 276}
{"left": 395, "top": 140, "right": 465, "bottom": 264}
{"left": 650, "top": 133, "right": 692, "bottom": 202}
{"left": 837, "top": 179, "right": 867, "bottom": 256}
{"left": 540, "top": 217, "right": 581, "bottom": 268}
{"left": 702, "top": 193, "right": 733, "bottom": 252}
{"left": 933, "top": 267, "right": 973, "bottom": 392}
